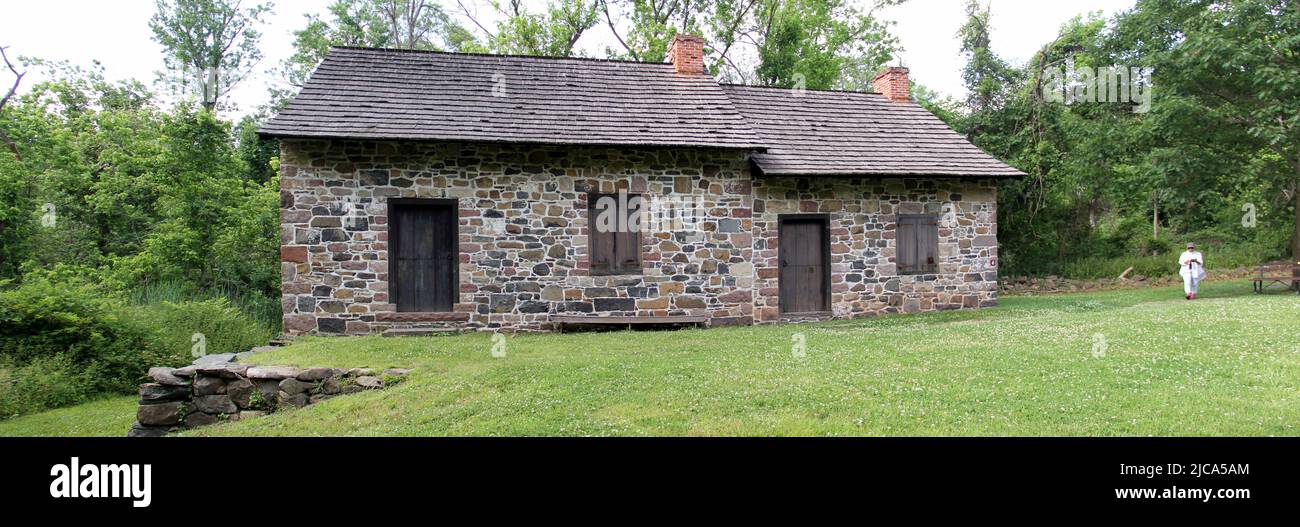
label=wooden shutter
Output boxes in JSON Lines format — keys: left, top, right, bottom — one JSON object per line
{"left": 588, "top": 193, "right": 642, "bottom": 275}
{"left": 897, "top": 217, "right": 917, "bottom": 273}
{"left": 898, "top": 215, "right": 939, "bottom": 274}
{"left": 919, "top": 216, "right": 938, "bottom": 273}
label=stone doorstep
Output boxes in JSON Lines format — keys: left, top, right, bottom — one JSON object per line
{"left": 375, "top": 311, "right": 471, "bottom": 323}
{"left": 382, "top": 328, "right": 462, "bottom": 337}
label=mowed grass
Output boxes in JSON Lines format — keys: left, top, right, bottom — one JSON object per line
{"left": 2, "top": 281, "right": 1297, "bottom": 436}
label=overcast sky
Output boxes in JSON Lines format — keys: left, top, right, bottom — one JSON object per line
{"left": 1, "top": 0, "right": 1136, "bottom": 119}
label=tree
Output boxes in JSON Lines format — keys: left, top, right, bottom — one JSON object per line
{"left": 457, "top": 0, "right": 600, "bottom": 56}
{"left": 593, "top": 0, "right": 901, "bottom": 89}
{"left": 279, "top": 0, "right": 479, "bottom": 107}
{"left": 150, "top": 0, "right": 273, "bottom": 112}
{"left": 1153, "top": 0, "right": 1300, "bottom": 258}
{"left": 957, "top": 0, "right": 1014, "bottom": 113}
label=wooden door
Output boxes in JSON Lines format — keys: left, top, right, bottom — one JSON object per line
{"left": 391, "top": 200, "right": 457, "bottom": 312}
{"left": 779, "top": 216, "right": 829, "bottom": 313}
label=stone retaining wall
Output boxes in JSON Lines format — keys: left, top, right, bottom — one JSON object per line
{"left": 129, "top": 363, "right": 408, "bottom": 437}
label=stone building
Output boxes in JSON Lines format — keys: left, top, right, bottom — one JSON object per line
{"left": 261, "top": 35, "right": 1023, "bottom": 335}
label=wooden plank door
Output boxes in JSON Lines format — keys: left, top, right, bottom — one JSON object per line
{"left": 391, "top": 200, "right": 457, "bottom": 312}
{"left": 779, "top": 216, "right": 829, "bottom": 313}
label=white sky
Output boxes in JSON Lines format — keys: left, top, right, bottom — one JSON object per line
{"left": 0, "top": 0, "right": 1135, "bottom": 119}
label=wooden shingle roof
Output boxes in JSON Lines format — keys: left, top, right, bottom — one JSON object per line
{"left": 262, "top": 47, "right": 1024, "bottom": 178}
{"left": 260, "top": 47, "right": 764, "bottom": 149}
{"left": 721, "top": 84, "right": 1025, "bottom": 178}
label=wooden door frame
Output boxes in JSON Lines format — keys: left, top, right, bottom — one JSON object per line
{"left": 388, "top": 198, "right": 459, "bottom": 312}
{"left": 777, "top": 213, "right": 832, "bottom": 314}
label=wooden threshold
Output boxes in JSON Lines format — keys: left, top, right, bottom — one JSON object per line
{"left": 550, "top": 315, "right": 708, "bottom": 332}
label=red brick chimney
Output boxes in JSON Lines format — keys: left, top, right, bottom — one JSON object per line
{"left": 873, "top": 67, "right": 911, "bottom": 102}
{"left": 668, "top": 34, "right": 706, "bottom": 75}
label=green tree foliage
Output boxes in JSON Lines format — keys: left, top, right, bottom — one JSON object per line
{"left": 282, "top": 0, "right": 478, "bottom": 91}
{"left": 957, "top": 0, "right": 1297, "bottom": 276}
{"left": 593, "top": 0, "right": 902, "bottom": 89}
{"left": 150, "top": 0, "right": 274, "bottom": 112}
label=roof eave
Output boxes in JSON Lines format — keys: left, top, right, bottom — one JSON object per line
{"left": 258, "top": 129, "right": 768, "bottom": 152}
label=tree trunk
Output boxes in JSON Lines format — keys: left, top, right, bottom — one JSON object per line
{"left": 1292, "top": 176, "right": 1300, "bottom": 260}
{"left": 1153, "top": 194, "right": 1160, "bottom": 239}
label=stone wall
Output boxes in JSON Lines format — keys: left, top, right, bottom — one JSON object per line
{"left": 129, "top": 363, "right": 407, "bottom": 436}
{"left": 279, "top": 139, "right": 1001, "bottom": 335}
{"left": 279, "top": 139, "right": 755, "bottom": 334}
{"left": 751, "top": 177, "right": 999, "bottom": 322}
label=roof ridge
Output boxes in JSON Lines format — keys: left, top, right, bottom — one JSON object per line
{"left": 719, "top": 83, "right": 890, "bottom": 97}
{"left": 330, "top": 45, "right": 671, "bottom": 68}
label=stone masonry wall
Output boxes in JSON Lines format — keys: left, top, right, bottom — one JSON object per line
{"left": 279, "top": 140, "right": 755, "bottom": 334}
{"left": 279, "top": 139, "right": 1000, "bottom": 335}
{"left": 751, "top": 177, "right": 999, "bottom": 322}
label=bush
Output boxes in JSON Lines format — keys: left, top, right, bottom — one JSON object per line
{"left": 128, "top": 298, "right": 274, "bottom": 361}
{"left": 0, "top": 278, "right": 167, "bottom": 393}
{"left": 0, "top": 355, "right": 95, "bottom": 418}
{"left": 0, "top": 276, "right": 275, "bottom": 418}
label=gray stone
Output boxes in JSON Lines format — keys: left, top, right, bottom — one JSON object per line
{"left": 226, "top": 378, "right": 255, "bottom": 409}
{"left": 276, "top": 391, "right": 309, "bottom": 409}
{"left": 354, "top": 376, "right": 384, "bottom": 389}
{"left": 279, "top": 378, "right": 313, "bottom": 395}
{"left": 254, "top": 379, "right": 280, "bottom": 407}
{"left": 184, "top": 412, "right": 220, "bottom": 428}
{"left": 137, "top": 402, "right": 184, "bottom": 426}
{"left": 148, "top": 367, "right": 189, "bottom": 386}
{"left": 320, "top": 377, "right": 342, "bottom": 395}
{"left": 192, "top": 353, "right": 237, "bottom": 366}
{"left": 247, "top": 365, "right": 302, "bottom": 380}
{"left": 139, "top": 383, "right": 190, "bottom": 403}
{"left": 296, "top": 367, "right": 334, "bottom": 381}
{"left": 344, "top": 368, "right": 375, "bottom": 378}
{"left": 192, "top": 376, "right": 227, "bottom": 396}
{"left": 172, "top": 366, "right": 197, "bottom": 377}
{"left": 195, "top": 363, "right": 248, "bottom": 378}
{"left": 341, "top": 385, "right": 365, "bottom": 395}
{"left": 237, "top": 410, "right": 267, "bottom": 420}
{"left": 193, "top": 395, "right": 238, "bottom": 414}
{"left": 308, "top": 394, "right": 333, "bottom": 405}
{"left": 127, "top": 422, "right": 169, "bottom": 438}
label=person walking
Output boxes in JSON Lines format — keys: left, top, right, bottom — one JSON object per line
{"left": 1179, "top": 242, "right": 1205, "bottom": 300}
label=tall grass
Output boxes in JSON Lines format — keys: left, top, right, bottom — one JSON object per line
{"left": 126, "top": 279, "right": 281, "bottom": 332}
{"left": 1040, "top": 244, "right": 1283, "bottom": 280}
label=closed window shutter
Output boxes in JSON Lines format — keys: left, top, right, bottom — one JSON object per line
{"left": 615, "top": 229, "right": 640, "bottom": 273}
{"left": 898, "top": 218, "right": 917, "bottom": 272}
{"left": 588, "top": 193, "right": 642, "bottom": 275}
{"left": 920, "top": 216, "right": 938, "bottom": 272}
{"left": 898, "top": 214, "right": 939, "bottom": 274}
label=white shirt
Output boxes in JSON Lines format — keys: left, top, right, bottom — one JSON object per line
{"left": 1179, "top": 250, "right": 1204, "bottom": 277}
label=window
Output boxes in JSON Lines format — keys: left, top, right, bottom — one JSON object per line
{"left": 897, "top": 214, "right": 938, "bottom": 274}
{"left": 588, "top": 193, "right": 643, "bottom": 275}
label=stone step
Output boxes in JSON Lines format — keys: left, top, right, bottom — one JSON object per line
{"left": 382, "top": 328, "right": 462, "bottom": 338}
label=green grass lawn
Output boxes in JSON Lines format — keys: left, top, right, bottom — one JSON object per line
{"left": 2, "top": 281, "right": 1297, "bottom": 437}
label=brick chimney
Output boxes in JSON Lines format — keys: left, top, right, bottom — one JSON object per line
{"left": 873, "top": 67, "right": 911, "bottom": 102}
{"left": 668, "top": 34, "right": 706, "bottom": 75}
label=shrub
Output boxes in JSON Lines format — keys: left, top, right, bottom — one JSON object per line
{"left": 0, "top": 276, "right": 275, "bottom": 418}
{"left": 128, "top": 298, "right": 274, "bottom": 360}
{"left": 0, "top": 354, "right": 95, "bottom": 418}
{"left": 0, "top": 278, "right": 165, "bottom": 393}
